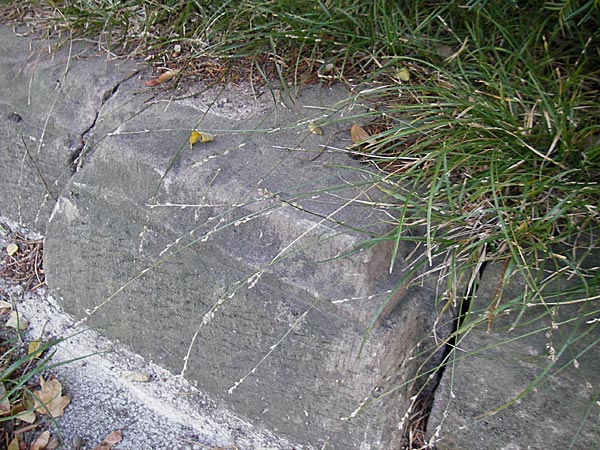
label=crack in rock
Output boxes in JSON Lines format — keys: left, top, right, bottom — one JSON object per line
{"left": 414, "top": 260, "right": 489, "bottom": 443}
{"left": 69, "top": 70, "right": 139, "bottom": 174}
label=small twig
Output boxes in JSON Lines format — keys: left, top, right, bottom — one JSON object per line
{"left": 13, "top": 423, "right": 38, "bottom": 435}
{"left": 20, "top": 134, "right": 57, "bottom": 201}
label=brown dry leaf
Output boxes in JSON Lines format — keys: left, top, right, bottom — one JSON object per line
{"left": 33, "top": 377, "right": 70, "bottom": 418}
{"left": 45, "top": 437, "right": 59, "bottom": 450}
{"left": 30, "top": 431, "right": 50, "bottom": 450}
{"left": 121, "top": 371, "right": 150, "bottom": 382}
{"left": 0, "top": 299, "right": 12, "bottom": 310}
{"left": 350, "top": 123, "right": 375, "bottom": 145}
{"left": 6, "top": 310, "right": 28, "bottom": 330}
{"left": 20, "top": 410, "right": 37, "bottom": 424}
{"left": 92, "top": 430, "right": 123, "bottom": 450}
{"left": 308, "top": 121, "right": 323, "bottom": 136}
{"left": 145, "top": 69, "right": 180, "bottom": 87}
{"left": 11, "top": 402, "right": 36, "bottom": 424}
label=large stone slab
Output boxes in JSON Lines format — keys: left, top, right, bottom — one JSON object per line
{"left": 427, "top": 261, "right": 600, "bottom": 450}
{"left": 0, "top": 26, "right": 137, "bottom": 232}
{"left": 43, "top": 67, "right": 441, "bottom": 447}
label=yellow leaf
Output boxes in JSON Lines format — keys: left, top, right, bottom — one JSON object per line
{"left": 515, "top": 221, "right": 528, "bottom": 233}
{"left": 189, "top": 131, "right": 215, "bottom": 148}
{"left": 28, "top": 338, "right": 43, "bottom": 358}
{"left": 395, "top": 67, "right": 410, "bottom": 81}
{"left": 308, "top": 121, "right": 323, "bottom": 136}
{"left": 145, "top": 69, "right": 180, "bottom": 87}
{"left": 350, "top": 123, "right": 375, "bottom": 145}
{"left": 92, "top": 430, "right": 123, "bottom": 450}
{"left": 33, "top": 377, "right": 70, "bottom": 418}
{"left": 6, "top": 310, "right": 28, "bottom": 330}
{"left": 8, "top": 437, "right": 20, "bottom": 450}
{"left": 6, "top": 243, "right": 18, "bottom": 256}
{"left": 30, "top": 431, "right": 51, "bottom": 450}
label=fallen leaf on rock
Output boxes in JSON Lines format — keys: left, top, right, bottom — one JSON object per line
{"left": 145, "top": 69, "right": 180, "bottom": 87}
{"left": 6, "top": 243, "right": 18, "bottom": 256}
{"left": 350, "top": 123, "right": 376, "bottom": 145}
{"left": 189, "top": 131, "right": 215, "bottom": 148}
{"left": 0, "top": 299, "right": 12, "bottom": 310}
{"left": 30, "top": 431, "right": 50, "bottom": 450}
{"left": 92, "top": 430, "right": 123, "bottom": 450}
{"left": 121, "top": 370, "right": 150, "bottom": 382}
{"left": 308, "top": 121, "right": 323, "bottom": 136}
{"left": 6, "top": 310, "right": 28, "bottom": 330}
{"left": 33, "top": 377, "right": 70, "bottom": 418}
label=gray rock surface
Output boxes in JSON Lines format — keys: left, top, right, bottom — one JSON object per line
{"left": 0, "top": 229, "right": 301, "bottom": 450}
{"left": 0, "top": 25, "right": 136, "bottom": 232}
{"left": 1, "top": 23, "right": 441, "bottom": 449}
{"left": 43, "top": 53, "right": 433, "bottom": 450}
{"left": 427, "top": 262, "right": 600, "bottom": 450}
